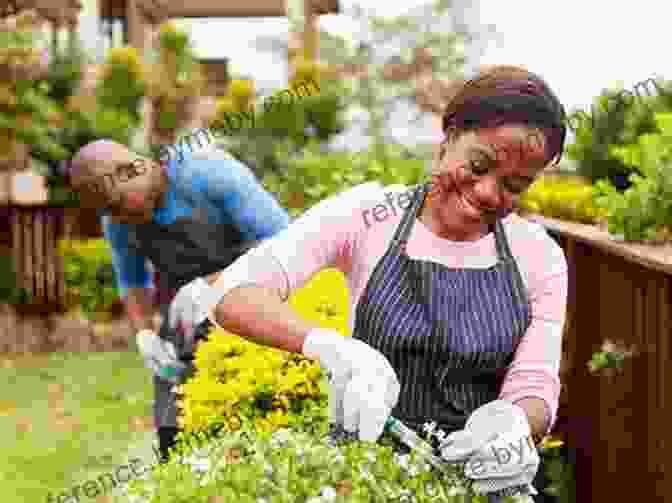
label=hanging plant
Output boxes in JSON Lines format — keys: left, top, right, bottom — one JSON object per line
{"left": 0, "top": 10, "right": 67, "bottom": 163}
{"left": 147, "top": 22, "right": 204, "bottom": 145}
{"left": 96, "top": 46, "right": 146, "bottom": 129}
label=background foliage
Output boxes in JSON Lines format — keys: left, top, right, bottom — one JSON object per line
{"left": 146, "top": 22, "right": 204, "bottom": 141}
{"left": 592, "top": 111, "right": 672, "bottom": 242}
{"left": 0, "top": 12, "right": 66, "bottom": 162}
{"left": 518, "top": 173, "right": 605, "bottom": 224}
{"left": 566, "top": 79, "right": 672, "bottom": 190}
{"left": 57, "top": 239, "right": 119, "bottom": 321}
{"left": 211, "top": 66, "right": 348, "bottom": 181}
{"left": 262, "top": 141, "right": 427, "bottom": 217}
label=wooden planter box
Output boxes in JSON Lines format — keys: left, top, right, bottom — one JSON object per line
{"left": 525, "top": 213, "right": 672, "bottom": 502}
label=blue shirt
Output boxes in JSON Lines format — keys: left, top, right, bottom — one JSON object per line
{"left": 102, "top": 148, "right": 289, "bottom": 297}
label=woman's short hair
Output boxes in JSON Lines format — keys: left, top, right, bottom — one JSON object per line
{"left": 441, "top": 65, "right": 567, "bottom": 166}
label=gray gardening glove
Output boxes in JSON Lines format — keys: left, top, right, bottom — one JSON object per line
{"left": 439, "top": 400, "right": 540, "bottom": 495}
{"left": 302, "top": 328, "right": 400, "bottom": 442}
{"left": 168, "top": 277, "right": 225, "bottom": 356}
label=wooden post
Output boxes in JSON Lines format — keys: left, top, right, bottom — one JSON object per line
{"left": 286, "top": 0, "right": 319, "bottom": 79}
{"left": 127, "top": 0, "right": 145, "bottom": 51}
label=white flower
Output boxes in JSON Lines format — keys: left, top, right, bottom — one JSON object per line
{"left": 320, "top": 486, "right": 338, "bottom": 501}
{"left": 422, "top": 421, "right": 437, "bottom": 436}
{"left": 185, "top": 456, "right": 210, "bottom": 473}
{"left": 446, "top": 485, "right": 467, "bottom": 497}
{"left": 433, "top": 429, "right": 447, "bottom": 443}
{"left": 395, "top": 453, "right": 410, "bottom": 470}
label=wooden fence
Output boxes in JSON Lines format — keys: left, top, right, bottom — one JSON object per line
{"left": 528, "top": 214, "right": 672, "bottom": 502}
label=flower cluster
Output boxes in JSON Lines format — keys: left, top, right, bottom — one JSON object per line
{"left": 177, "top": 333, "right": 327, "bottom": 435}
{"left": 178, "top": 269, "right": 350, "bottom": 435}
{"left": 125, "top": 425, "right": 490, "bottom": 503}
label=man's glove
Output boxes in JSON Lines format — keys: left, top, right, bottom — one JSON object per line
{"left": 439, "top": 400, "right": 540, "bottom": 495}
{"left": 302, "top": 328, "right": 400, "bottom": 442}
{"left": 136, "top": 329, "right": 187, "bottom": 384}
{"left": 168, "top": 277, "right": 224, "bottom": 356}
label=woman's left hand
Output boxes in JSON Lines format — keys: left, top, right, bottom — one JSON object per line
{"left": 438, "top": 400, "right": 540, "bottom": 495}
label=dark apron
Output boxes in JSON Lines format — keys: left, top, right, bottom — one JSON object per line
{"left": 353, "top": 182, "right": 532, "bottom": 434}
{"left": 126, "top": 215, "right": 259, "bottom": 429}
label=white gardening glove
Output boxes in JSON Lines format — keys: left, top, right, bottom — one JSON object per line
{"left": 136, "top": 329, "right": 187, "bottom": 384}
{"left": 439, "top": 400, "right": 540, "bottom": 495}
{"left": 302, "top": 328, "right": 400, "bottom": 442}
{"left": 168, "top": 277, "right": 225, "bottom": 355}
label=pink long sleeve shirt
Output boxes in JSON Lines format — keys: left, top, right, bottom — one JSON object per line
{"left": 212, "top": 182, "right": 568, "bottom": 432}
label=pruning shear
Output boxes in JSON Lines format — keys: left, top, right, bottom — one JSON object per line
{"left": 383, "top": 417, "right": 534, "bottom": 502}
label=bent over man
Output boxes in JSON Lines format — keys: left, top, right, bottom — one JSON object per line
{"left": 67, "top": 140, "right": 290, "bottom": 461}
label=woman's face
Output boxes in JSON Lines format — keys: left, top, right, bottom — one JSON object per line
{"left": 426, "top": 124, "right": 549, "bottom": 238}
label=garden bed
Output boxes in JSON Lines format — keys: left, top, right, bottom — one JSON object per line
{"left": 521, "top": 212, "right": 671, "bottom": 503}
{"left": 524, "top": 213, "right": 672, "bottom": 275}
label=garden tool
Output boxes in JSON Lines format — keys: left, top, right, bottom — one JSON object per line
{"left": 383, "top": 416, "right": 535, "bottom": 502}
{"left": 136, "top": 329, "right": 187, "bottom": 384}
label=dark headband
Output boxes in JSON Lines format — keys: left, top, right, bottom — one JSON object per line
{"left": 443, "top": 92, "right": 567, "bottom": 165}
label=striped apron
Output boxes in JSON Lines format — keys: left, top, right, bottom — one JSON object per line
{"left": 353, "top": 183, "right": 532, "bottom": 434}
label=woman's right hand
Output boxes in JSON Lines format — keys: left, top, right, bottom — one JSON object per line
{"left": 302, "top": 328, "right": 400, "bottom": 442}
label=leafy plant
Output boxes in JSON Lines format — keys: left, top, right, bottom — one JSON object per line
{"left": 178, "top": 270, "right": 348, "bottom": 436}
{"left": 126, "top": 424, "right": 494, "bottom": 503}
{"left": 263, "top": 142, "right": 426, "bottom": 217}
{"left": 567, "top": 79, "right": 672, "bottom": 189}
{"left": 587, "top": 340, "right": 635, "bottom": 375}
{"left": 217, "top": 76, "right": 348, "bottom": 181}
{"left": 0, "top": 253, "right": 32, "bottom": 306}
{"left": 57, "top": 239, "right": 119, "bottom": 321}
{"left": 592, "top": 112, "right": 672, "bottom": 242}
{"left": 146, "top": 22, "right": 204, "bottom": 141}
{"left": 28, "top": 43, "right": 146, "bottom": 208}
{"left": 96, "top": 46, "right": 146, "bottom": 128}
{"left": 0, "top": 11, "right": 68, "bottom": 163}
{"left": 539, "top": 438, "right": 575, "bottom": 503}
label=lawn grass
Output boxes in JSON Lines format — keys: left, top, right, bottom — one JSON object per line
{"left": 0, "top": 350, "right": 154, "bottom": 503}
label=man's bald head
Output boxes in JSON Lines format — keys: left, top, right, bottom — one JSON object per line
{"left": 69, "top": 140, "right": 167, "bottom": 222}
{"left": 70, "top": 140, "right": 134, "bottom": 180}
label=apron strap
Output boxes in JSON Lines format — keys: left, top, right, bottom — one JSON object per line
{"left": 493, "top": 219, "right": 532, "bottom": 335}
{"left": 390, "top": 183, "right": 430, "bottom": 247}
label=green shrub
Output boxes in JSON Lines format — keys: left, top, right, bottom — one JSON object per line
{"left": 567, "top": 80, "right": 672, "bottom": 189}
{"left": 58, "top": 239, "right": 119, "bottom": 320}
{"left": 29, "top": 43, "right": 146, "bottom": 207}
{"left": 0, "top": 254, "right": 32, "bottom": 306}
{"left": 125, "top": 422, "right": 501, "bottom": 503}
{"left": 0, "top": 16, "right": 69, "bottom": 163}
{"left": 263, "top": 142, "right": 426, "bottom": 217}
{"left": 223, "top": 78, "right": 348, "bottom": 181}
{"left": 593, "top": 112, "right": 672, "bottom": 243}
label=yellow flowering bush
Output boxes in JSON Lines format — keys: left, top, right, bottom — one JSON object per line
{"left": 519, "top": 174, "right": 606, "bottom": 224}
{"left": 178, "top": 269, "right": 351, "bottom": 435}
{"left": 227, "top": 78, "right": 256, "bottom": 112}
